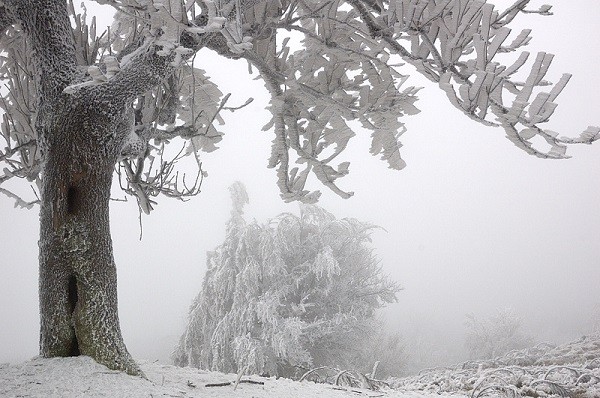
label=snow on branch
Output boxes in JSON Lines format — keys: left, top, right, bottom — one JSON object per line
{"left": 114, "top": 64, "right": 235, "bottom": 213}
{"left": 347, "top": 0, "right": 599, "bottom": 159}
{"left": 233, "top": 0, "right": 598, "bottom": 202}
{"left": 0, "top": 23, "right": 41, "bottom": 207}
{"left": 1, "top": 0, "right": 598, "bottom": 210}
{"left": 0, "top": 1, "right": 233, "bottom": 212}
{"left": 242, "top": 1, "right": 420, "bottom": 202}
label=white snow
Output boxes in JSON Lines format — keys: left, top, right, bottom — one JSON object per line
{"left": 0, "top": 356, "right": 451, "bottom": 398}
{"left": 1, "top": 335, "right": 598, "bottom": 397}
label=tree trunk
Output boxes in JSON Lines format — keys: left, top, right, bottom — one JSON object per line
{"left": 36, "top": 104, "right": 141, "bottom": 375}
{"left": 6, "top": 0, "right": 174, "bottom": 376}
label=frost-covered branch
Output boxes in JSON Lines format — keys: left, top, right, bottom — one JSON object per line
{"left": 240, "top": 2, "right": 419, "bottom": 202}
{"left": 63, "top": 0, "right": 266, "bottom": 106}
{"left": 0, "top": 1, "right": 230, "bottom": 212}
{"left": 1, "top": 0, "right": 598, "bottom": 211}
{"left": 0, "top": 186, "right": 38, "bottom": 209}
{"left": 4, "top": 0, "right": 78, "bottom": 96}
{"left": 347, "top": 0, "right": 600, "bottom": 159}
{"left": 117, "top": 143, "right": 206, "bottom": 214}
{"left": 240, "top": 0, "right": 598, "bottom": 202}
{"left": 0, "top": 21, "right": 40, "bottom": 206}
{"left": 115, "top": 80, "right": 242, "bottom": 213}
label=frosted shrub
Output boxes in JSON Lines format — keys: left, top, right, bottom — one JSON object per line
{"left": 174, "top": 182, "right": 401, "bottom": 377}
{"left": 465, "top": 309, "right": 534, "bottom": 360}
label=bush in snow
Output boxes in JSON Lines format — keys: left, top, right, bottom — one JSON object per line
{"left": 173, "top": 182, "right": 401, "bottom": 378}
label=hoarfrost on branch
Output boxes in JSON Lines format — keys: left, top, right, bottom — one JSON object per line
{"left": 1, "top": 0, "right": 598, "bottom": 209}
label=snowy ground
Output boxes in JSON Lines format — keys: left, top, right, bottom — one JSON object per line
{"left": 0, "top": 356, "right": 450, "bottom": 398}
{"left": 1, "top": 335, "right": 599, "bottom": 398}
{"left": 392, "top": 334, "right": 600, "bottom": 398}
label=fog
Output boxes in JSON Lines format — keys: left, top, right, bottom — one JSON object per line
{"left": 1, "top": 1, "right": 599, "bottom": 372}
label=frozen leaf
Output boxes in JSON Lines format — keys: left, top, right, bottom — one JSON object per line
{"left": 370, "top": 128, "right": 406, "bottom": 170}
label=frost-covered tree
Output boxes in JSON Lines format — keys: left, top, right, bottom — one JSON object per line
{"left": 173, "top": 182, "right": 400, "bottom": 377}
{"left": 465, "top": 309, "right": 534, "bottom": 359}
{"left": 1, "top": 0, "right": 598, "bottom": 375}
{"left": 345, "top": 324, "right": 407, "bottom": 378}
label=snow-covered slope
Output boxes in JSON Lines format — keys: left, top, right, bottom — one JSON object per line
{"left": 0, "top": 356, "right": 450, "bottom": 398}
{"left": 1, "top": 335, "right": 598, "bottom": 397}
{"left": 393, "top": 334, "right": 600, "bottom": 397}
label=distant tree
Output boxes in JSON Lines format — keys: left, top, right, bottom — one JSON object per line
{"left": 345, "top": 323, "right": 408, "bottom": 379}
{"left": 1, "top": 0, "right": 598, "bottom": 374}
{"left": 173, "top": 182, "right": 400, "bottom": 377}
{"left": 465, "top": 308, "right": 534, "bottom": 359}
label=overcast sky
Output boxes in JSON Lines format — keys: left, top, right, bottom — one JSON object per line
{"left": 1, "top": 1, "right": 599, "bottom": 367}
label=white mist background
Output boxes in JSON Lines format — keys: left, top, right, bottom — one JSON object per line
{"left": 1, "top": 0, "right": 599, "bottom": 367}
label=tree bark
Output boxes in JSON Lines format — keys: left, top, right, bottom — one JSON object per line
{"left": 4, "top": 0, "right": 223, "bottom": 375}
{"left": 37, "top": 103, "right": 141, "bottom": 375}
{"left": 3, "top": 0, "right": 142, "bottom": 375}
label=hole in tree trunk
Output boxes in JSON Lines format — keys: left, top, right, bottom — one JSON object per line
{"left": 66, "top": 186, "right": 79, "bottom": 215}
{"left": 67, "top": 275, "right": 80, "bottom": 356}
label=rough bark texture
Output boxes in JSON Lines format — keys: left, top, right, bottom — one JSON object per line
{"left": 37, "top": 102, "right": 140, "bottom": 375}
{"left": 6, "top": 0, "right": 141, "bottom": 375}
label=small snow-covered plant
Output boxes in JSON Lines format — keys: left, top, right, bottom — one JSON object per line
{"left": 392, "top": 335, "right": 600, "bottom": 397}
{"left": 465, "top": 308, "right": 534, "bottom": 360}
{"left": 174, "top": 182, "right": 400, "bottom": 377}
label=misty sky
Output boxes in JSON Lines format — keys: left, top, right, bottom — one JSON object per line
{"left": 1, "top": 1, "right": 599, "bottom": 368}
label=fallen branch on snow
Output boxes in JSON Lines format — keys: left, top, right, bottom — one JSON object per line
{"left": 205, "top": 379, "right": 265, "bottom": 387}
